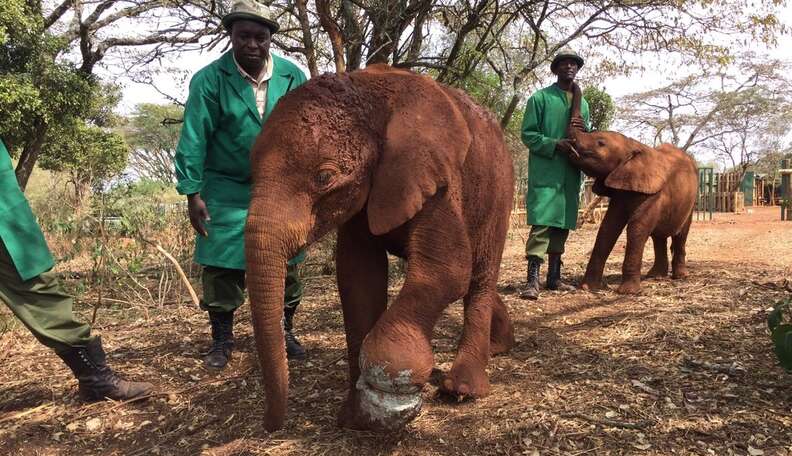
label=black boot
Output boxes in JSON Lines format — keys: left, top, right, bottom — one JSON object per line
{"left": 284, "top": 306, "right": 306, "bottom": 360}
{"left": 519, "top": 257, "right": 542, "bottom": 300}
{"left": 57, "top": 336, "right": 153, "bottom": 401}
{"left": 204, "top": 311, "right": 234, "bottom": 369}
{"left": 546, "top": 253, "right": 575, "bottom": 291}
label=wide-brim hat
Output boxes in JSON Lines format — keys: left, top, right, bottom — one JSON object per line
{"left": 550, "top": 49, "right": 584, "bottom": 73}
{"left": 222, "top": 0, "right": 280, "bottom": 34}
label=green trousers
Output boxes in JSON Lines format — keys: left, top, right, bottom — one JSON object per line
{"left": 0, "top": 240, "right": 91, "bottom": 353}
{"left": 525, "top": 225, "right": 570, "bottom": 261}
{"left": 200, "top": 263, "right": 303, "bottom": 313}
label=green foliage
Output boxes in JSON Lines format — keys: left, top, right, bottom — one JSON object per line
{"left": 767, "top": 296, "right": 792, "bottom": 372}
{"left": 39, "top": 123, "right": 128, "bottom": 188}
{"left": 0, "top": 0, "right": 121, "bottom": 189}
{"left": 582, "top": 86, "right": 615, "bottom": 131}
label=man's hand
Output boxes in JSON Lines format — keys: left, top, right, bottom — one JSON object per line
{"left": 556, "top": 139, "right": 580, "bottom": 160}
{"left": 187, "top": 193, "right": 210, "bottom": 237}
{"left": 568, "top": 115, "right": 585, "bottom": 131}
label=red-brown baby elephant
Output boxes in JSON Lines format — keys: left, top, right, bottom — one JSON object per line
{"left": 568, "top": 129, "right": 698, "bottom": 294}
{"left": 243, "top": 65, "right": 515, "bottom": 432}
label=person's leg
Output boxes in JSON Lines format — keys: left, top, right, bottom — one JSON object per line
{"left": 520, "top": 225, "right": 550, "bottom": 300}
{"left": 283, "top": 262, "right": 306, "bottom": 360}
{"left": 201, "top": 266, "right": 245, "bottom": 369}
{"left": 0, "top": 241, "right": 152, "bottom": 401}
{"left": 546, "top": 228, "right": 574, "bottom": 291}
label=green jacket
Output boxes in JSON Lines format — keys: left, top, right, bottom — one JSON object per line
{"left": 175, "top": 51, "right": 307, "bottom": 270}
{"left": 0, "top": 140, "right": 54, "bottom": 280}
{"left": 521, "top": 83, "right": 591, "bottom": 230}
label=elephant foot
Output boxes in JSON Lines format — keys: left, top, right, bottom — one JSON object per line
{"left": 616, "top": 280, "right": 641, "bottom": 295}
{"left": 646, "top": 265, "right": 669, "bottom": 278}
{"left": 580, "top": 277, "right": 608, "bottom": 292}
{"left": 339, "top": 363, "right": 423, "bottom": 431}
{"left": 439, "top": 358, "right": 490, "bottom": 400}
{"left": 337, "top": 386, "right": 421, "bottom": 432}
{"left": 671, "top": 267, "right": 688, "bottom": 279}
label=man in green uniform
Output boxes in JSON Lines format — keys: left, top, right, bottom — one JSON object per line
{"left": 175, "top": 0, "right": 308, "bottom": 369}
{"left": 0, "top": 139, "right": 153, "bottom": 401}
{"left": 519, "top": 49, "right": 591, "bottom": 300}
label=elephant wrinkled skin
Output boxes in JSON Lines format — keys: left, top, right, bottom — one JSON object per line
{"left": 243, "top": 65, "right": 516, "bottom": 432}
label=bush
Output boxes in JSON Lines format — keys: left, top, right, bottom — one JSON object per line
{"left": 767, "top": 296, "right": 792, "bottom": 372}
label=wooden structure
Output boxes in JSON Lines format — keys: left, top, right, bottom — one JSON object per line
{"left": 696, "top": 169, "right": 765, "bottom": 214}
{"left": 695, "top": 167, "right": 714, "bottom": 221}
{"left": 712, "top": 171, "right": 746, "bottom": 213}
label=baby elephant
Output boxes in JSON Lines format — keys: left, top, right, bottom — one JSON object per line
{"left": 563, "top": 83, "right": 697, "bottom": 294}
{"left": 568, "top": 129, "right": 698, "bottom": 294}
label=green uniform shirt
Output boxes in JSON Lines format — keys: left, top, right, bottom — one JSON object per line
{"left": 0, "top": 140, "right": 55, "bottom": 280}
{"left": 175, "top": 51, "right": 307, "bottom": 270}
{"left": 521, "top": 83, "right": 591, "bottom": 230}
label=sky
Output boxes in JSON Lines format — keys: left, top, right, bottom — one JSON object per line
{"left": 107, "top": 6, "right": 792, "bottom": 114}
{"left": 104, "top": 5, "right": 792, "bottom": 171}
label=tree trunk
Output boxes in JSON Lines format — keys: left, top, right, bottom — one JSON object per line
{"left": 294, "top": 0, "right": 319, "bottom": 77}
{"left": 501, "top": 93, "right": 521, "bottom": 129}
{"left": 342, "top": 0, "right": 364, "bottom": 71}
{"left": 15, "top": 122, "right": 47, "bottom": 191}
{"left": 317, "top": 0, "right": 346, "bottom": 73}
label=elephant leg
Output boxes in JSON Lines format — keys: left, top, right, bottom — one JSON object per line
{"left": 646, "top": 235, "right": 669, "bottom": 278}
{"left": 671, "top": 216, "right": 692, "bottom": 279}
{"left": 489, "top": 293, "right": 515, "bottom": 356}
{"left": 334, "top": 213, "right": 389, "bottom": 430}
{"left": 582, "top": 204, "right": 627, "bottom": 291}
{"left": 441, "top": 286, "right": 513, "bottom": 400}
{"left": 617, "top": 222, "right": 652, "bottom": 294}
{"left": 356, "top": 205, "right": 472, "bottom": 430}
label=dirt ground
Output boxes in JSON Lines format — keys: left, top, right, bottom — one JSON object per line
{"left": 2, "top": 206, "right": 791, "bottom": 456}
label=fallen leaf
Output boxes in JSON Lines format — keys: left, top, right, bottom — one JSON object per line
{"left": 85, "top": 417, "right": 102, "bottom": 432}
{"left": 747, "top": 447, "right": 764, "bottom": 456}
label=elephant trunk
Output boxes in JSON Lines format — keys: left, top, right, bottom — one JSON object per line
{"left": 244, "top": 199, "right": 307, "bottom": 431}
{"left": 567, "top": 82, "right": 585, "bottom": 163}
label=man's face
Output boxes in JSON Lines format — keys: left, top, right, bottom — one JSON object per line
{"left": 231, "top": 19, "right": 271, "bottom": 70}
{"left": 555, "top": 58, "right": 580, "bottom": 82}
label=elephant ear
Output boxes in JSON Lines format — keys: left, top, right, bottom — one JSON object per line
{"left": 604, "top": 141, "right": 673, "bottom": 194}
{"left": 367, "top": 84, "right": 471, "bottom": 235}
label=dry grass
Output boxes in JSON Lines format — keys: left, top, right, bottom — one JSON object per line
{"left": 1, "top": 207, "right": 792, "bottom": 455}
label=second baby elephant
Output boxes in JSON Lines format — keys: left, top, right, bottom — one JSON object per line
{"left": 565, "top": 86, "right": 698, "bottom": 294}
{"left": 244, "top": 65, "right": 515, "bottom": 432}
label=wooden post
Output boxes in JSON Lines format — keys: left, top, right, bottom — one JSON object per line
{"left": 781, "top": 159, "right": 791, "bottom": 221}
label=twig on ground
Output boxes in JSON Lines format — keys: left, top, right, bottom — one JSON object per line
{"left": 74, "top": 368, "right": 254, "bottom": 421}
{"left": 138, "top": 239, "right": 200, "bottom": 307}
{"left": 560, "top": 412, "right": 654, "bottom": 430}
{"left": 0, "top": 403, "right": 53, "bottom": 425}
{"left": 322, "top": 353, "right": 346, "bottom": 369}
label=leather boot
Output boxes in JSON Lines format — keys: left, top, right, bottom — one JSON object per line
{"left": 284, "top": 306, "right": 306, "bottom": 360}
{"left": 56, "top": 336, "right": 153, "bottom": 401}
{"left": 546, "top": 253, "right": 575, "bottom": 291}
{"left": 519, "top": 257, "right": 542, "bottom": 300}
{"left": 204, "top": 311, "right": 234, "bottom": 369}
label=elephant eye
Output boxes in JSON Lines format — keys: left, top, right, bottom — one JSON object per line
{"left": 315, "top": 169, "right": 336, "bottom": 188}
{"left": 596, "top": 139, "right": 606, "bottom": 147}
